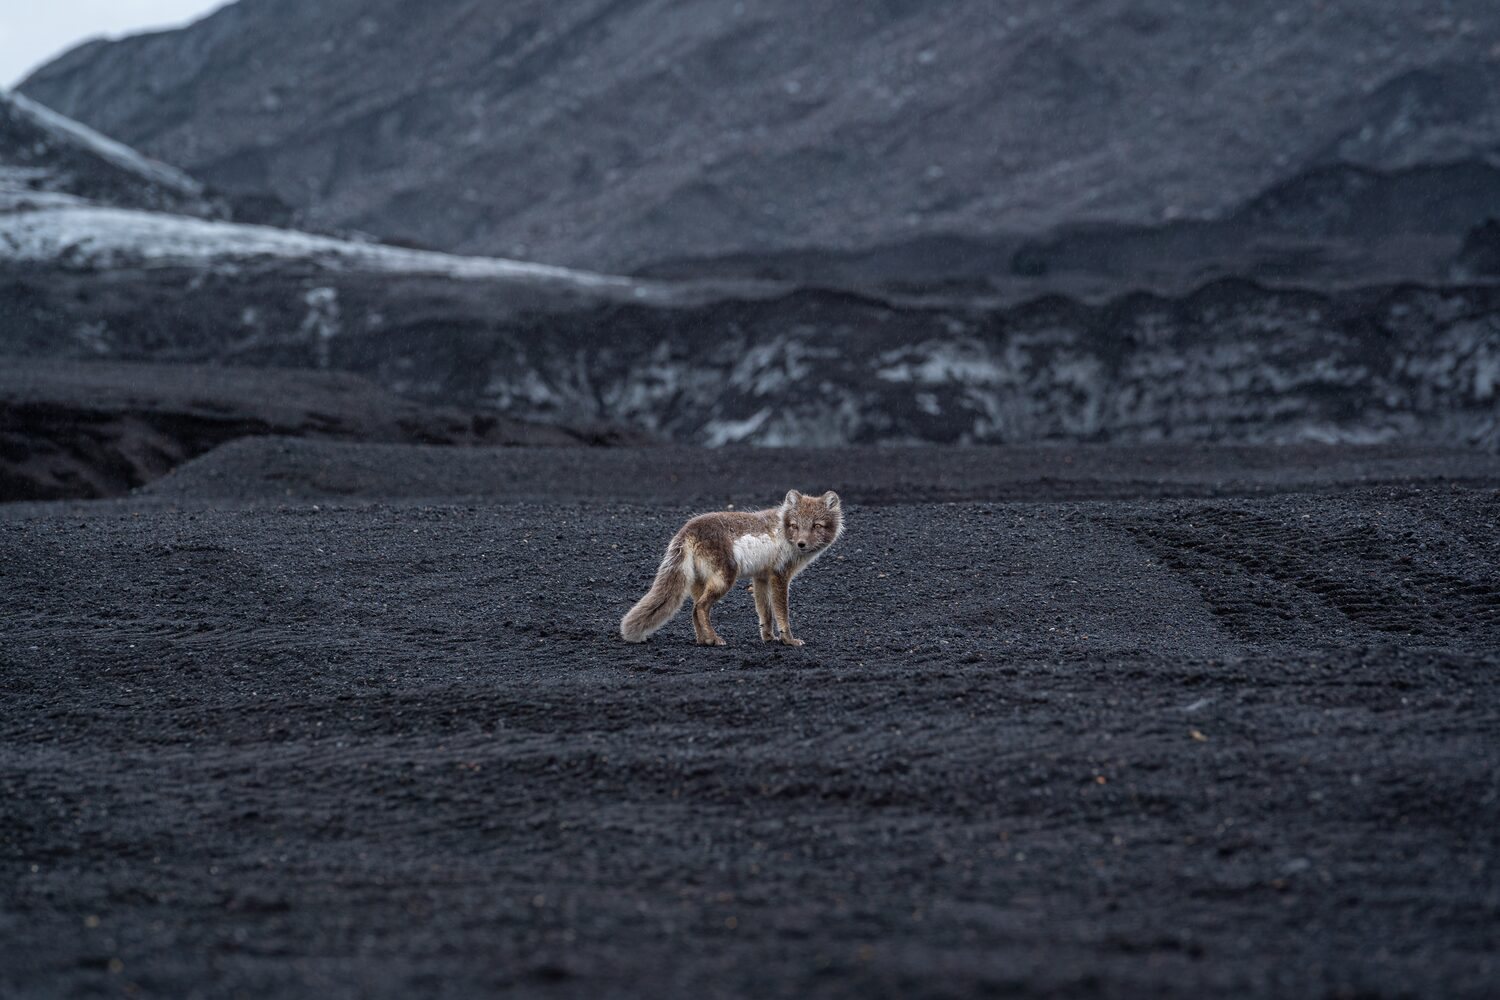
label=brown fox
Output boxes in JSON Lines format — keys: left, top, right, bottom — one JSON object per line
{"left": 620, "top": 490, "right": 844, "bottom": 646}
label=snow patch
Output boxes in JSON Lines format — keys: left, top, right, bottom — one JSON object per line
{"left": 877, "top": 343, "right": 1006, "bottom": 385}
{"left": 702, "top": 408, "right": 772, "bottom": 446}
{"left": 0, "top": 204, "right": 642, "bottom": 291}
{"left": 300, "top": 287, "right": 341, "bottom": 369}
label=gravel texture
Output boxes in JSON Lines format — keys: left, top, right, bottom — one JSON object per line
{"left": 2, "top": 444, "right": 1497, "bottom": 997}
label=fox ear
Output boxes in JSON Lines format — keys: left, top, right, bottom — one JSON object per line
{"left": 822, "top": 491, "right": 841, "bottom": 510}
{"left": 784, "top": 489, "right": 803, "bottom": 507}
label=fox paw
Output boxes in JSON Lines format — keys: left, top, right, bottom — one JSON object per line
{"left": 780, "top": 637, "right": 805, "bottom": 648}
{"left": 698, "top": 636, "right": 727, "bottom": 647}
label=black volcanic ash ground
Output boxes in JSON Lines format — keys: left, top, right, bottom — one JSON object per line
{"left": 1, "top": 445, "right": 1497, "bottom": 998}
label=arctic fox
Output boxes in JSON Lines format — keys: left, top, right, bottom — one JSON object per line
{"left": 620, "top": 490, "right": 845, "bottom": 646}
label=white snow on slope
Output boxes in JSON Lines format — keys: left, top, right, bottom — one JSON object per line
{"left": 0, "top": 203, "right": 643, "bottom": 291}
{"left": 5, "top": 91, "right": 204, "bottom": 197}
{"left": 0, "top": 166, "right": 87, "bottom": 209}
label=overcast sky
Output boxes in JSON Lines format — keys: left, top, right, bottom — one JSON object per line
{"left": 0, "top": 0, "right": 230, "bottom": 87}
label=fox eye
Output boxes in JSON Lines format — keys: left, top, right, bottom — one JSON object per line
{"left": 813, "top": 522, "right": 824, "bottom": 530}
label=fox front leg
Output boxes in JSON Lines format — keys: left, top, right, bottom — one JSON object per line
{"left": 769, "top": 572, "right": 803, "bottom": 647}
{"left": 752, "top": 575, "right": 777, "bottom": 642}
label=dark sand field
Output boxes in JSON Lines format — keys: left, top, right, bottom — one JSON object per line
{"left": 2, "top": 444, "right": 1498, "bottom": 998}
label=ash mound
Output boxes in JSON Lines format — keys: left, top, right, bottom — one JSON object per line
{"left": 0, "top": 359, "right": 648, "bottom": 502}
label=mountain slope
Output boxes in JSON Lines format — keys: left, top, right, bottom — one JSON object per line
{"left": 21, "top": 0, "right": 1500, "bottom": 270}
{"left": 0, "top": 90, "right": 667, "bottom": 298}
{"left": 0, "top": 89, "right": 213, "bottom": 215}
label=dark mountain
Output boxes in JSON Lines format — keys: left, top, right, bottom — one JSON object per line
{"left": 20, "top": 1, "right": 1500, "bottom": 272}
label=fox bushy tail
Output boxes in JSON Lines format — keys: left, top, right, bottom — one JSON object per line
{"left": 620, "top": 538, "right": 690, "bottom": 642}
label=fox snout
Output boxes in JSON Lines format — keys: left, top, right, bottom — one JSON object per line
{"left": 797, "top": 540, "right": 807, "bottom": 549}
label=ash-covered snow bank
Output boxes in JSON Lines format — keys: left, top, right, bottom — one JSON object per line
{"left": 0, "top": 203, "right": 643, "bottom": 292}
{"left": 0, "top": 90, "right": 662, "bottom": 297}
{"left": 6, "top": 267, "right": 1499, "bottom": 451}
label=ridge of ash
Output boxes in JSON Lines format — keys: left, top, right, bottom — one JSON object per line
{"left": 138, "top": 438, "right": 1500, "bottom": 507}
{"left": 0, "top": 359, "right": 649, "bottom": 502}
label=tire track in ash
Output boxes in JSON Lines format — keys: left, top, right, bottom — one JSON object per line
{"left": 1118, "top": 487, "right": 1500, "bottom": 651}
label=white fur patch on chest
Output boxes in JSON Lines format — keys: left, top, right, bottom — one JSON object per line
{"left": 732, "top": 531, "right": 789, "bottom": 575}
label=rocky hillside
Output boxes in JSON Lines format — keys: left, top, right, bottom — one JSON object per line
{"left": 20, "top": 0, "right": 1500, "bottom": 272}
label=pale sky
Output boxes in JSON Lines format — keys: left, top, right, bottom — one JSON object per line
{"left": 0, "top": 1, "right": 231, "bottom": 87}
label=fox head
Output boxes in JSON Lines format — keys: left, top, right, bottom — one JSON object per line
{"left": 781, "top": 489, "right": 844, "bottom": 554}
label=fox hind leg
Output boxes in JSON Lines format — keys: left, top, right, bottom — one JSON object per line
{"left": 692, "top": 577, "right": 731, "bottom": 647}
